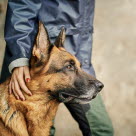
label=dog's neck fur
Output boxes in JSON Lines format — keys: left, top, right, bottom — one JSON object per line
{"left": 0, "top": 79, "right": 60, "bottom": 136}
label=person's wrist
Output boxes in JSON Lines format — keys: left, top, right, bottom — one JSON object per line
{"left": 9, "top": 58, "right": 29, "bottom": 73}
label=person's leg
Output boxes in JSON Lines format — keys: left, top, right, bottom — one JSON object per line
{"left": 86, "top": 94, "right": 114, "bottom": 136}
{"left": 65, "top": 94, "right": 114, "bottom": 136}
{"left": 49, "top": 102, "right": 92, "bottom": 136}
{"left": 65, "top": 102, "right": 92, "bottom": 136}
{"left": 50, "top": 95, "right": 114, "bottom": 136}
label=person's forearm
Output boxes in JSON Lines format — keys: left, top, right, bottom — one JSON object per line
{"left": 5, "top": 0, "right": 42, "bottom": 73}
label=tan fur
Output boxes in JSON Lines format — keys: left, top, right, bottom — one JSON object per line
{"left": 0, "top": 23, "right": 63, "bottom": 136}
{"left": 0, "top": 78, "right": 59, "bottom": 136}
{"left": 0, "top": 25, "right": 79, "bottom": 136}
{"left": 0, "top": 48, "right": 80, "bottom": 136}
{"left": 0, "top": 22, "right": 97, "bottom": 136}
{"left": 0, "top": 46, "right": 82, "bottom": 136}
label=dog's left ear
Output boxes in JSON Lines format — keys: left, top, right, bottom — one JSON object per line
{"left": 30, "top": 22, "right": 53, "bottom": 73}
{"left": 32, "top": 22, "right": 51, "bottom": 64}
{"left": 54, "top": 27, "right": 66, "bottom": 48}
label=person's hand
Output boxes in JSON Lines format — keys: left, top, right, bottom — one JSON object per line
{"left": 8, "top": 66, "right": 32, "bottom": 101}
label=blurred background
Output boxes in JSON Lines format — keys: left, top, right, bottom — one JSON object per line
{"left": 0, "top": 0, "right": 136, "bottom": 136}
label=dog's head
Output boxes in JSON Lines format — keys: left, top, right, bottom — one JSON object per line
{"left": 30, "top": 22, "right": 104, "bottom": 104}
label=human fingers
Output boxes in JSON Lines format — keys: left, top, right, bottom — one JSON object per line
{"left": 11, "top": 80, "right": 20, "bottom": 100}
{"left": 8, "top": 81, "right": 12, "bottom": 95}
{"left": 17, "top": 67, "right": 32, "bottom": 96}
{"left": 24, "top": 66, "right": 31, "bottom": 83}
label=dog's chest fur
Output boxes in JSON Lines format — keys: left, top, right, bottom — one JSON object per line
{"left": 0, "top": 80, "right": 59, "bottom": 136}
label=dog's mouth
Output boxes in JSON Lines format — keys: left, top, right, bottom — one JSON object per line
{"left": 58, "top": 91, "right": 97, "bottom": 104}
{"left": 50, "top": 86, "right": 99, "bottom": 104}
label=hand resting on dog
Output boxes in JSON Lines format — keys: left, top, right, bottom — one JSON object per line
{"left": 8, "top": 66, "right": 32, "bottom": 101}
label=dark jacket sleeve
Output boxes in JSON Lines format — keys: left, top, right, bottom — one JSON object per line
{"left": 4, "top": 0, "right": 41, "bottom": 73}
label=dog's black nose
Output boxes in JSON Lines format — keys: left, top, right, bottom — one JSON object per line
{"left": 95, "top": 81, "right": 104, "bottom": 92}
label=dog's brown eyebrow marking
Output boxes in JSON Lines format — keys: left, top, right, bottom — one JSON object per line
{"left": 64, "top": 59, "right": 75, "bottom": 65}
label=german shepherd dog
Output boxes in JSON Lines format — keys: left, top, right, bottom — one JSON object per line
{"left": 0, "top": 22, "right": 104, "bottom": 136}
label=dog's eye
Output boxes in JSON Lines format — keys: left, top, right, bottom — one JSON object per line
{"left": 66, "top": 64, "right": 74, "bottom": 70}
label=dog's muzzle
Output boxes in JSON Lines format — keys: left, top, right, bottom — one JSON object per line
{"left": 50, "top": 81, "right": 104, "bottom": 104}
{"left": 59, "top": 82, "right": 104, "bottom": 104}
{"left": 58, "top": 91, "right": 94, "bottom": 104}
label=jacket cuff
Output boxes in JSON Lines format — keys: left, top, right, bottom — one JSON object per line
{"left": 8, "top": 58, "right": 29, "bottom": 73}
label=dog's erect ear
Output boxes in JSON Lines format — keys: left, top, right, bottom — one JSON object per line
{"left": 54, "top": 27, "right": 66, "bottom": 48}
{"left": 32, "top": 22, "right": 51, "bottom": 64}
